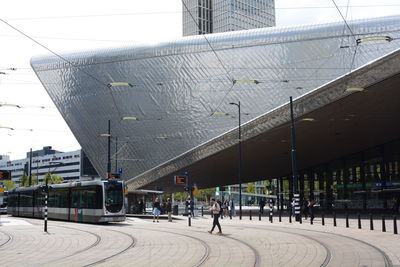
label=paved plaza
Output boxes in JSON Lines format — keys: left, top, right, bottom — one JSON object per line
{"left": 0, "top": 214, "right": 399, "bottom": 267}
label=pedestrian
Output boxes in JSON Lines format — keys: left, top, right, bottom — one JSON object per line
{"left": 138, "top": 200, "right": 144, "bottom": 214}
{"left": 229, "top": 198, "right": 235, "bottom": 217}
{"left": 217, "top": 199, "right": 223, "bottom": 219}
{"left": 303, "top": 199, "right": 309, "bottom": 220}
{"left": 224, "top": 199, "right": 229, "bottom": 217}
{"left": 259, "top": 198, "right": 265, "bottom": 215}
{"left": 291, "top": 198, "right": 296, "bottom": 218}
{"left": 208, "top": 198, "right": 222, "bottom": 235}
{"left": 166, "top": 198, "right": 172, "bottom": 222}
{"left": 152, "top": 197, "right": 161, "bottom": 223}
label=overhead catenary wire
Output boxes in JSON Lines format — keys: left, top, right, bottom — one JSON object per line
{"left": 0, "top": 17, "right": 123, "bottom": 120}
{"left": 3, "top": 4, "right": 400, "bottom": 21}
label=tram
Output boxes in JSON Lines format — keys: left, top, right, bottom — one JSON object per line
{"left": 7, "top": 179, "right": 126, "bottom": 223}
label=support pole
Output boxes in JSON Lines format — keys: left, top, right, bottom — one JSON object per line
{"left": 289, "top": 97, "right": 300, "bottom": 222}
{"left": 44, "top": 176, "right": 48, "bottom": 232}
{"left": 358, "top": 213, "right": 362, "bottom": 229}
{"left": 370, "top": 213, "right": 374, "bottom": 230}
{"left": 107, "top": 119, "right": 111, "bottom": 175}
{"left": 29, "top": 148, "right": 32, "bottom": 186}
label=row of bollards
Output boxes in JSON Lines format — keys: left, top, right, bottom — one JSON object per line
{"left": 245, "top": 207, "right": 398, "bottom": 234}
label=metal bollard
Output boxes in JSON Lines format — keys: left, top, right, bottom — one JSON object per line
{"left": 333, "top": 211, "right": 337, "bottom": 227}
{"left": 393, "top": 215, "right": 398, "bottom": 235}
{"left": 188, "top": 216, "right": 191, "bottom": 227}
{"left": 270, "top": 213, "right": 273, "bottom": 223}
{"left": 370, "top": 213, "right": 374, "bottom": 230}
{"left": 310, "top": 215, "right": 313, "bottom": 225}
{"left": 259, "top": 212, "right": 261, "bottom": 221}
{"left": 346, "top": 212, "right": 349, "bottom": 228}
{"left": 382, "top": 215, "right": 386, "bottom": 232}
{"left": 279, "top": 210, "right": 282, "bottom": 222}
{"left": 289, "top": 212, "right": 292, "bottom": 223}
{"left": 322, "top": 212, "right": 325, "bottom": 226}
{"left": 201, "top": 206, "right": 204, "bottom": 217}
{"left": 358, "top": 213, "right": 362, "bottom": 229}
{"left": 299, "top": 212, "right": 302, "bottom": 224}
{"left": 250, "top": 209, "right": 252, "bottom": 220}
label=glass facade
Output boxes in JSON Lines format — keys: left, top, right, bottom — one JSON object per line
{"left": 276, "top": 139, "right": 400, "bottom": 211}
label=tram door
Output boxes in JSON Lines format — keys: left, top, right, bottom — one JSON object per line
{"left": 71, "top": 188, "right": 83, "bottom": 222}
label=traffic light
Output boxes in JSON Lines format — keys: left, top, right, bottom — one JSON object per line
{"left": 0, "top": 170, "right": 11, "bottom": 180}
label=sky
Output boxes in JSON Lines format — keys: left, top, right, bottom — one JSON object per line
{"left": 1, "top": 0, "right": 400, "bottom": 160}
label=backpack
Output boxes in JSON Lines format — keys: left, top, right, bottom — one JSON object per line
{"left": 217, "top": 201, "right": 223, "bottom": 214}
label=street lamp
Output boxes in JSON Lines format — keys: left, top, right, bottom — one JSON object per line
{"left": 229, "top": 101, "right": 242, "bottom": 220}
{"left": 289, "top": 96, "right": 300, "bottom": 222}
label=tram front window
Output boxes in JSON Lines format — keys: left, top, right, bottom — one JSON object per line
{"left": 104, "top": 181, "right": 123, "bottom": 213}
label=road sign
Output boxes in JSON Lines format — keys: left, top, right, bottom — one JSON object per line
{"left": 118, "top": 168, "right": 123, "bottom": 174}
{"left": 0, "top": 170, "right": 11, "bottom": 180}
{"left": 174, "top": 175, "right": 186, "bottom": 185}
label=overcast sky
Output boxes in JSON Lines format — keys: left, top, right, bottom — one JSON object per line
{"left": 1, "top": 0, "right": 400, "bottom": 160}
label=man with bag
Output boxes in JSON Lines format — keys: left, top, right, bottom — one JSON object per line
{"left": 208, "top": 198, "right": 222, "bottom": 235}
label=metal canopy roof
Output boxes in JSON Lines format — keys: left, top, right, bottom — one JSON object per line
{"left": 132, "top": 49, "right": 400, "bottom": 192}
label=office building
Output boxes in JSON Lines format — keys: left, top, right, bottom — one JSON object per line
{"left": 183, "top": 0, "right": 275, "bottom": 36}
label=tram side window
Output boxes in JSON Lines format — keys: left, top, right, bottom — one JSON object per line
{"left": 50, "top": 189, "right": 69, "bottom": 208}
{"left": 71, "top": 186, "right": 102, "bottom": 209}
{"left": 8, "top": 193, "right": 17, "bottom": 207}
{"left": 20, "top": 191, "right": 33, "bottom": 207}
{"left": 35, "top": 191, "right": 45, "bottom": 207}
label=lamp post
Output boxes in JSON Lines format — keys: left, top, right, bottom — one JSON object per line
{"left": 229, "top": 101, "right": 242, "bottom": 220}
{"left": 289, "top": 96, "right": 300, "bottom": 222}
{"left": 107, "top": 119, "right": 111, "bottom": 175}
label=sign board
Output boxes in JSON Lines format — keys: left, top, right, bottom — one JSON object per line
{"left": 0, "top": 170, "right": 11, "bottom": 180}
{"left": 0, "top": 187, "right": 4, "bottom": 194}
{"left": 108, "top": 173, "right": 120, "bottom": 179}
{"left": 174, "top": 175, "right": 186, "bottom": 185}
{"left": 118, "top": 168, "right": 123, "bottom": 174}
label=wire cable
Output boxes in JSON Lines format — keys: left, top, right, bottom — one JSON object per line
{"left": 0, "top": 17, "right": 123, "bottom": 119}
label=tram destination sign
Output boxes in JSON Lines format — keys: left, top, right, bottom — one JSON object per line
{"left": 174, "top": 175, "right": 187, "bottom": 185}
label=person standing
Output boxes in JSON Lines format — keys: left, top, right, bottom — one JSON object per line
{"left": 229, "top": 198, "right": 235, "bottom": 217}
{"left": 208, "top": 198, "right": 222, "bottom": 234}
{"left": 166, "top": 198, "right": 172, "bottom": 222}
{"left": 138, "top": 200, "right": 144, "bottom": 214}
{"left": 152, "top": 197, "right": 161, "bottom": 223}
{"left": 259, "top": 198, "right": 265, "bottom": 215}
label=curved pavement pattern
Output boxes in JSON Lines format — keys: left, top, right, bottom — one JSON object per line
{"left": 0, "top": 215, "right": 398, "bottom": 266}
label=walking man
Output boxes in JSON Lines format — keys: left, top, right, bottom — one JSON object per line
{"left": 208, "top": 198, "right": 222, "bottom": 234}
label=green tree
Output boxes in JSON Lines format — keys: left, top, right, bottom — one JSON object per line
{"left": 43, "top": 173, "right": 64, "bottom": 184}
{"left": 19, "top": 174, "right": 39, "bottom": 187}
{"left": 246, "top": 183, "right": 255, "bottom": 194}
{"left": 173, "top": 191, "right": 187, "bottom": 202}
{"left": 2, "top": 180, "right": 16, "bottom": 190}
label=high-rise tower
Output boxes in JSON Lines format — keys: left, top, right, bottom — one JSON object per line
{"left": 183, "top": 0, "right": 275, "bottom": 36}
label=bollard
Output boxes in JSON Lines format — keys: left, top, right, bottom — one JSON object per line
{"left": 382, "top": 215, "right": 386, "bottom": 232}
{"left": 310, "top": 215, "right": 313, "bottom": 225}
{"left": 259, "top": 212, "right": 261, "bottom": 221}
{"left": 201, "top": 206, "right": 204, "bottom": 217}
{"left": 393, "top": 215, "right": 398, "bottom": 235}
{"left": 369, "top": 213, "right": 374, "bottom": 230}
{"left": 346, "top": 212, "right": 349, "bottom": 228}
{"left": 358, "top": 213, "right": 362, "bottom": 229}
{"left": 299, "top": 213, "right": 302, "bottom": 224}
{"left": 188, "top": 216, "right": 191, "bottom": 227}
{"left": 279, "top": 210, "right": 282, "bottom": 222}
{"left": 333, "top": 211, "right": 337, "bottom": 227}
{"left": 289, "top": 212, "right": 292, "bottom": 223}
{"left": 322, "top": 212, "right": 325, "bottom": 226}
{"left": 250, "top": 209, "right": 252, "bottom": 220}
{"left": 270, "top": 213, "right": 273, "bottom": 223}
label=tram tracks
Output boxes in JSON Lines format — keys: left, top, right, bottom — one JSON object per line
{"left": 0, "top": 229, "right": 13, "bottom": 248}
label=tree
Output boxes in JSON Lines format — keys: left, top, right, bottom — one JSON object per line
{"left": 43, "top": 173, "right": 64, "bottom": 184}
{"left": 246, "top": 183, "right": 255, "bottom": 194}
{"left": 173, "top": 191, "right": 187, "bottom": 203}
{"left": 2, "top": 180, "right": 16, "bottom": 191}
